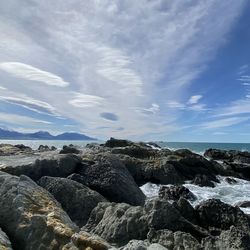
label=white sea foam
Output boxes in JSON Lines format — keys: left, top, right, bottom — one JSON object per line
{"left": 140, "top": 176, "right": 250, "bottom": 214}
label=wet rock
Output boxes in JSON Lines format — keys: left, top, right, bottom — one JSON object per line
{"left": 0, "top": 172, "right": 108, "bottom": 250}
{"left": 225, "top": 177, "right": 238, "bottom": 184}
{"left": 0, "top": 227, "right": 13, "bottom": 249}
{"left": 202, "top": 226, "right": 250, "bottom": 250}
{"left": 60, "top": 145, "right": 81, "bottom": 154}
{"left": 204, "top": 148, "right": 231, "bottom": 160}
{"left": 84, "top": 202, "right": 149, "bottom": 247}
{"left": 14, "top": 144, "right": 32, "bottom": 151}
{"left": 76, "top": 153, "right": 146, "bottom": 206}
{"left": 105, "top": 138, "right": 133, "bottom": 148}
{"left": 235, "top": 201, "right": 250, "bottom": 208}
{"left": 0, "top": 154, "right": 82, "bottom": 181}
{"left": 38, "top": 176, "right": 107, "bottom": 227}
{"left": 159, "top": 185, "right": 196, "bottom": 201}
{"left": 196, "top": 199, "right": 250, "bottom": 231}
{"left": 147, "top": 228, "right": 201, "bottom": 250}
{"left": 191, "top": 174, "right": 215, "bottom": 187}
{"left": 38, "top": 145, "right": 51, "bottom": 151}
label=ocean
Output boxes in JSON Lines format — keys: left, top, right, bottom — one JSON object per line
{"left": 1, "top": 140, "right": 250, "bottom": 154}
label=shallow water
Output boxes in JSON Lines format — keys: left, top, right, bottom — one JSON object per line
{"left": 140, "top": 176, "right": 250, "bottom": 214}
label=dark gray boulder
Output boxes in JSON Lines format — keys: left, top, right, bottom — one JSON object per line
{"left": 38, "top": 176, "right": 107, "bottom": 227}
{"left": 191, "top": 174, "right": 215, "bottom": 187}
{"left": 59, "top": 145, "right": 81, "bottom": 154}
{"left": 196, "top": 199, "right": 250, "bottom": 231}
{"left": 76, "top": 153, "right": 146, "bottom": 206}
{"left": 159, "top": 185, "right": 196, "bottom": 201}
{"left": 84, "top": 202, "right": 149, "bottom": 247}
{"left": 235, "top": 201, "right": 250, "bottom": 208}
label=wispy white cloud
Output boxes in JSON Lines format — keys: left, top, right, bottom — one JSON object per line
{"left": 201, "top": 116, "right": 249, "bottom": 129}
{"left": 187, "top": 95, "right": 203, "bottom": 104}
{"left": 0, "top": 86, "right": 6, "bottom": 90}
{"left": 69, "top": 93, "right": 105, "bottom": 108}
{"left": 0, "top": 62, "right": 69, "bottom": 87}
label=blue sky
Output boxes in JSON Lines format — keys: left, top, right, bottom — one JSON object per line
{"left": 0, "top": 0, "right": 250, "bottom": 142}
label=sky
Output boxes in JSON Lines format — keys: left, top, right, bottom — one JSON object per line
{"left": 0, "top": 0, "right": 250, "bottom": 142}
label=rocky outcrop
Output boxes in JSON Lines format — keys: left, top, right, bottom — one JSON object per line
{"left": 196, "top": 199, "right": 250, "bottom": 231}
{"left": 0, "top": 144, "right": 32, "bottom": 156}
{"left": 0, "top": 172, "right": 109, "bottom": 250}
{"left": 235, "top": 201, "right": 250, "bottom": 208}
{"left": 59, "top": 145, "right": 81, "bottom": 154}
{"left": 38, "top": 176, "right": 107, "bottom": 227}
{"left": 0, "top": 154, "right": 82, "bottom": 181}
{"left": 0, "top": 227, "right": 12, "bottom": 249}
{"left": 38, "top": 145, "right": 57, "bottom": 152}
{"left": 191, "top": 174, "right": 215, "bottom": 187}
{"left": 158, "top": 185, "right": 196, "bottom": 201}
{"left": 76, "top": 153, "right": 146, "bottom": 206}
{"left": 105, "top": 138, "right": 134, "bottom": 148}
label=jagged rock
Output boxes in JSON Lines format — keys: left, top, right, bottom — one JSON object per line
{"left": 191, "top": 174, "right": 215, "bottom": 187}
{"left": 83, "top": 202, "right": 149, "bottom": 247}
{"left": 14, "top": 144, "right": 32, "bottom": 151}
{"left": 105, "top": 138, "right": 133, "bottom": 148}
{"left": 38, "top": 145, "right": 51, "bottom": 151}
{"left": 147, "top": 228, "right": 201, "bottom": 250}
{"left": 76, "top": 153, "right": 146, "bottom": 206}
{"left": 159, "top": 185, "right": 196, "bottom": 201}
{"left": 202, "top": 226, "right": 250, "bottom": 250}
{"left": 0, "top": 172, "right": 109, "bottom": 250}
{"left": 67, "top": 173, "right": 88, "bottom": 186}
{"left": 173, "top": 198, "right": 197, "bottom": 224}
{"left": 0, "top": 227, "right": 13, "bottom": 249}
{"left": 38, "top": 176, "right": 107, "bottom": 227}
{"left": 145, "top": 198, "right": 208, "bottom": 240}
{"left": 196, "top": 199, "right": 250, "bottom": 231}
{"left": 119, "top": 240, "right": 148, "bottom": 250}
{"left": 0, "top": 154, "right": 82, "bottom": 181}
{"left": 235, "top": 201, "right": 250, "bottom": 208}
{"left": 204, "top": 149, "right": 231, "bottom": 160}
{"left": 60, "top": 145, "right": 81, "bottom": 154}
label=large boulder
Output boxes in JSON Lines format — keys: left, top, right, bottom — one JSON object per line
{"left": 59, "top": 145, "right": 81, "bottom": 154}
{"left": 0, "top": 144, "right": 32, "bottom": 156}
{"left": 76, "top": 153, "right": 146, "bottom": 206}
{"left": 84, "top": 202, "right": 149, "bottom": 247}
{"left": 196, "top": 199, "right": 250, "bottom": 231}
{"left": 38, "top": 176, "right": 107, "bottom": 227}
{"left": 0, "top": 154, "right": 82, "bottom": 181}
{"left": 105, "top": 138, "right": 134, "bottom": 148}
{"left": 0, "top": 172, "right": 109, "bottom": 250}
{"left": 0, "top": 227, "right": 12, "bottom": 249}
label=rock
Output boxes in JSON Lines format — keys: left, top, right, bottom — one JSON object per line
{"left": 105, "top": 138, "right": 133, "bottom": 148}
{"left": 159, "top": 185, "right": 196, "bottom": 201}
{"left": 204, "top": 148, "right": 231, "bottom": 160}
{"left": 83, "top": 202, "right": 149, "bottom": 247}
{"left": 191, "top": 174, "right": 215, "bottom": 187}
{"left": 145, "top": 198, "right": 208, "bottom": 240}
{"left": 0, "top": 144, "right": 32, "bottom": 156}
{"left": 67, "top": 173, "right": 88, "bottom": 186}
{"left": 196, "top": 199, "right": 250, "bottom": 231}
{"left": 76, "top": 153, "right": 146, "bottom": 206}
{"left": 38, "top": 176, "right": 107, "bottom": 227}
{"left": 0, "top": 227, "right": 13, "bottom": 249}
{"left": 60, "top": 145, "right": 81, "bottom": 154}
{"left": 0, "top": 154, "right": 82, "bottom": 181}
{"left": 202, "top": 226, "right": 250, "bottom": 250}
{"left": 225, "top": 177, "right": 238, "bottom": 184}
{"left": 173, "top": 198, "right": 197, "bottom": 224}
{"left": 147, "top": 228, "right": 201, "bottom": 250}
{"left": 147, "top": 243, "right": 168, "bottom": 250}
{"left": 0, "top": 172, "right": 108, "bottom": 249}
{"left": 235, "top": 201, "right": 250, "bottom": 208}
{"left": 119, "top": 240, "right": 148, "bottom": 250}
{"left": 38, "top": 145, "right": 51, "bottom": 151}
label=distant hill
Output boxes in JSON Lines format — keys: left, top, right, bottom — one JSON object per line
{"left": 0, "top": 128, "right": 97, "bottom": 140}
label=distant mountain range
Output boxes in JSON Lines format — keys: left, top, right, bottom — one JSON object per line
{"left": 0, "top": 128, "right": 97, "bottom": 141}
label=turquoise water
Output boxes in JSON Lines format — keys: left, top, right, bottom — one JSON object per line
{"left": 1, "top": 140, "right": 250, "bottom": 154}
